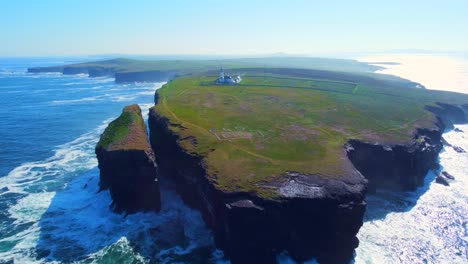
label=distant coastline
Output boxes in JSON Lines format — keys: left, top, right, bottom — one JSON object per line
{"left": 360, "top": 54, "right": 468, "bottom": 94}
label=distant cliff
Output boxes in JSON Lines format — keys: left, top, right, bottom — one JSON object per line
{"left": 27, "top": 56, "right": 391, "bottom": 84}
{"left": 95, "top": 104, "right": 161, "bottom": 213}
{"left": 27, "top": 66, "right": 177, "bottom": 83}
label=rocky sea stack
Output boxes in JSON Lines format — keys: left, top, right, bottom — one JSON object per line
{"left": 95, "top": 104, "right": 161, "bottom": 213}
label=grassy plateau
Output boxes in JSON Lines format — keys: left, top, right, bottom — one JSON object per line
{"left": 153, "top": 68, "right": 468, "bottom": 197}
{"left": 97, "top": 104, "right": 149, "bottom": 151}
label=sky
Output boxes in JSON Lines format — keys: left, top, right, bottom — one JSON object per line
{"left": 1, "top": 0, "right": 468, "bottom": 57}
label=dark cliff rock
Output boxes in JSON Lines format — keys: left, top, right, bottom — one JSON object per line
{"left": 440, "top": 171, "right": 455, "bottom": 180}
{"left": 87, "top": 67, "right": 116, "bottom": 77}
{"left": 347, "top": 103, "right": 467, "bottom": 193}
{"left": 436, "top": 171, "right": 455, "bottom": 186}
{"left": 61, "top": 66, "right": 117, "bottom": 77}
{"left": 27, "top": 66, "right": 64, "bottom": 73}
{"left": 115, "top": 70, "right": 177, "bottom": 83}
{"left": 425, "top": 102, "right": 467, "bottom": 129}
{"left": 28, "top": 65, "right": 178, "bottom": 83}
{"left": 62, "top": 67, "right": 89, "bottom": 75}
{"left": 148, "top": 106, "right": 367, "bottom": 264}
{"left": 346, "top": 125, "right": 444, "bottom": 192}
{"left": 96, "top": 104, "right": 161, "bottom": 213}
{"left": 28, "top": 66, "right": 116, "bottom": 77}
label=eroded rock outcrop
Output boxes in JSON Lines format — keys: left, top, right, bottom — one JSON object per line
{"left": 347, "top": 103, "right": 467, "bottom": 192}
{"left": 425, "top": 102, "right": 467, "bottom": 129}
{"left": 346, "top": 125, "right": 444, "bottom": 192}
{"left": 436, "top": 171, "right": 455, "bottom": 186}
{"left": 96, "top": 104, "right": 161, "bottom": 213}
{"left": 148, "top": 106, "right": 366, "bottom": 264}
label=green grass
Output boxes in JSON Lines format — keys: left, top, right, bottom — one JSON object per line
{"left": 32, "top": 56, "right": 382, "bottom": 75}
{"left": 153, "top": 69, "right": 468, "bottom": 198}
{"left": 97, "top": 104, "right": 149, "bottom": 151}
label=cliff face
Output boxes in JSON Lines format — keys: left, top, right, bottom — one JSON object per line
{"left": 425, "top": 102, "right": 467, "bottom": 129}
{"left": 147, "top": 99, "right": 468, "bottom": 263}
{"left": 96, "top": 104, "right": 161, "bottom": 213}
{"left": 114, "top": 70, "right": 178, "bottom": 83}
{"left": 27, "top": 66, "right": 64, "bottom": 73}
{"left": 347, "top": 103, "right": 467, "bottom": 192}
{"left": 27, "top": 66, "right": 116, "bottom": 77}
{"left": 148, "top": 106, "right": 367, "bottom": 264}
{"left": 28, "top": 66, "right": 178, "bottom": 83}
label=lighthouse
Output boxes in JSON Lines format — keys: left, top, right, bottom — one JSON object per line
{"left": 216, "top": 67, "right": 241, "bottom": 84}
{"left": 219, "top": 67, "right": 225, "bottom": 81}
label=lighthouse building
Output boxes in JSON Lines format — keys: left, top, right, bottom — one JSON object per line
{"left": 216, "top": 68, "right": 241, "bottom": 84}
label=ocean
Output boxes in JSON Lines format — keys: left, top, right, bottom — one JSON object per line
{"left": 0, "top": 55, "right": 466, "bottom": 264}
{"left": 0, "top": 57, "right": 223, "bottom": 264}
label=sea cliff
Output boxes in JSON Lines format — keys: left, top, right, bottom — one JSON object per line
{"left": 147, "top": 89, "right": 468, "bottom": 263}
{"left": 95, "top": 104, "right": 161, "bottom": 213}
{"left": 148, "top": 106, "right": 367, "bottom": 264}
{"left": 347, "top": 103, "right": 467, "bottom": 192}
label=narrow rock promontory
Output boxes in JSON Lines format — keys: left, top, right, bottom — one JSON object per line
{"left": 95, "top": 104, "right": 161, "bottom": 213}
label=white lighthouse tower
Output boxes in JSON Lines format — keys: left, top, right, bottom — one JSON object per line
{"left": 219, "top": 67, "right": 225, "bottom": 81}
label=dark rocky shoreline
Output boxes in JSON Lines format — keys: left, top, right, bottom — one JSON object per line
{"left": 27, "top": 66, "right": 178, "bottom": 83}
{"left": 144, "top": 98, "right": 467, "bottom": 264}
{"left": 89, "top": 75, "right": 467, "bottom": 263}
{"left": 91, "top": 96, "right": 467, "bottom": 263}
{"left": 148, "top": 108, "right": 366, "bottom": 264}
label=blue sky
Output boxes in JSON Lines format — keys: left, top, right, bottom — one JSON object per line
{"left": 1, "top": 0, "right": 467, "bottom": 56}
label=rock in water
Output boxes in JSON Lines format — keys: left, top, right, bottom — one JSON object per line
{"left": 441, "top": 171, "right": 455, "bottom": 180}
{"left": 95, "top": 104, "right": 161, "bottom": 213}
{"left": 452, "top": 145, "right": 466, "bottom": 153}
{"left": 436, "top": 175, "right": 450, "bottom": 186}
{"left": 436, "top": 171, "right": 455, "bottom": 186}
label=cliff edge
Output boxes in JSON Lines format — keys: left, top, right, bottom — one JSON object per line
{"left": 95, "top": 104, "right": 161, "bottom": 213}
{"left": 148, "top": 106, "right": 367, "bottom": 264}
{"left": 147, "top": 71, "right": 468, "bottom": 263}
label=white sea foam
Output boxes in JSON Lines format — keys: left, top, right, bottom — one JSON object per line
{"left": 3, "top": 167, "right": 217, "bottom": 263}
{"left": 63, "top": 82, "right": 85, "bottom": 86}
{"left": 0, "top": 79, "right": 180, "bottom": 263}
{"left": 0, "top": 119, "right": 111, "bottom": 191}
{"left": 51, "top": 96, "right": 104, "bottom": 104}
{"left": 355, "top": 124, "right": 468, "bottom": 264}
{"left": 0, "top": 118, "right": 113, "bottom": 263}
{"left": 111, "top": 95, "right": 138, "bottom": 102}
{"left": 138, "top": 90, "right": 156, "bottom": 96}
{"left": 8, "top": 192, "right": 56, "bottom": 225}
{"left": 354, "top": 54, "right": 468, "bottom": 264}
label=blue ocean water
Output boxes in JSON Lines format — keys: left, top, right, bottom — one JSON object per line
{"left": 0, "top": 56, "right": 466, "bottom": 264}
{"left": 0, "top": 58, "right": 224, "bottom": 263}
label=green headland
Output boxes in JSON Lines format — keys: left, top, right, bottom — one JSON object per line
{"left": 97, "top": 104, "right": 149, "bottom": 151}
{"left": 152, "top": 68, "right": 468, "bottom": 197}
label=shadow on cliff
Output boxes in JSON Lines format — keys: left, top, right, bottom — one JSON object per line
{"left": 362, "top": 167, "right": 439, "bottom": 222}
{"left": 34, "top": 167, "right": 224, "bottom": 263}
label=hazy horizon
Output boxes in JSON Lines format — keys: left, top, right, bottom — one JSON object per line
{"left": 2, "top": 0, "right": 468, "bottom": 57}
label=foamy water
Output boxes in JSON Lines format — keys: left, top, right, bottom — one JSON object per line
{"left": 1, "top": 56, "right": 467, "bottom": 264}
{"left": 354, "top": 54, "right": 468, "bottom": 264}
{"left": 0, "top": 61, "right": 228, "bottom": 263}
